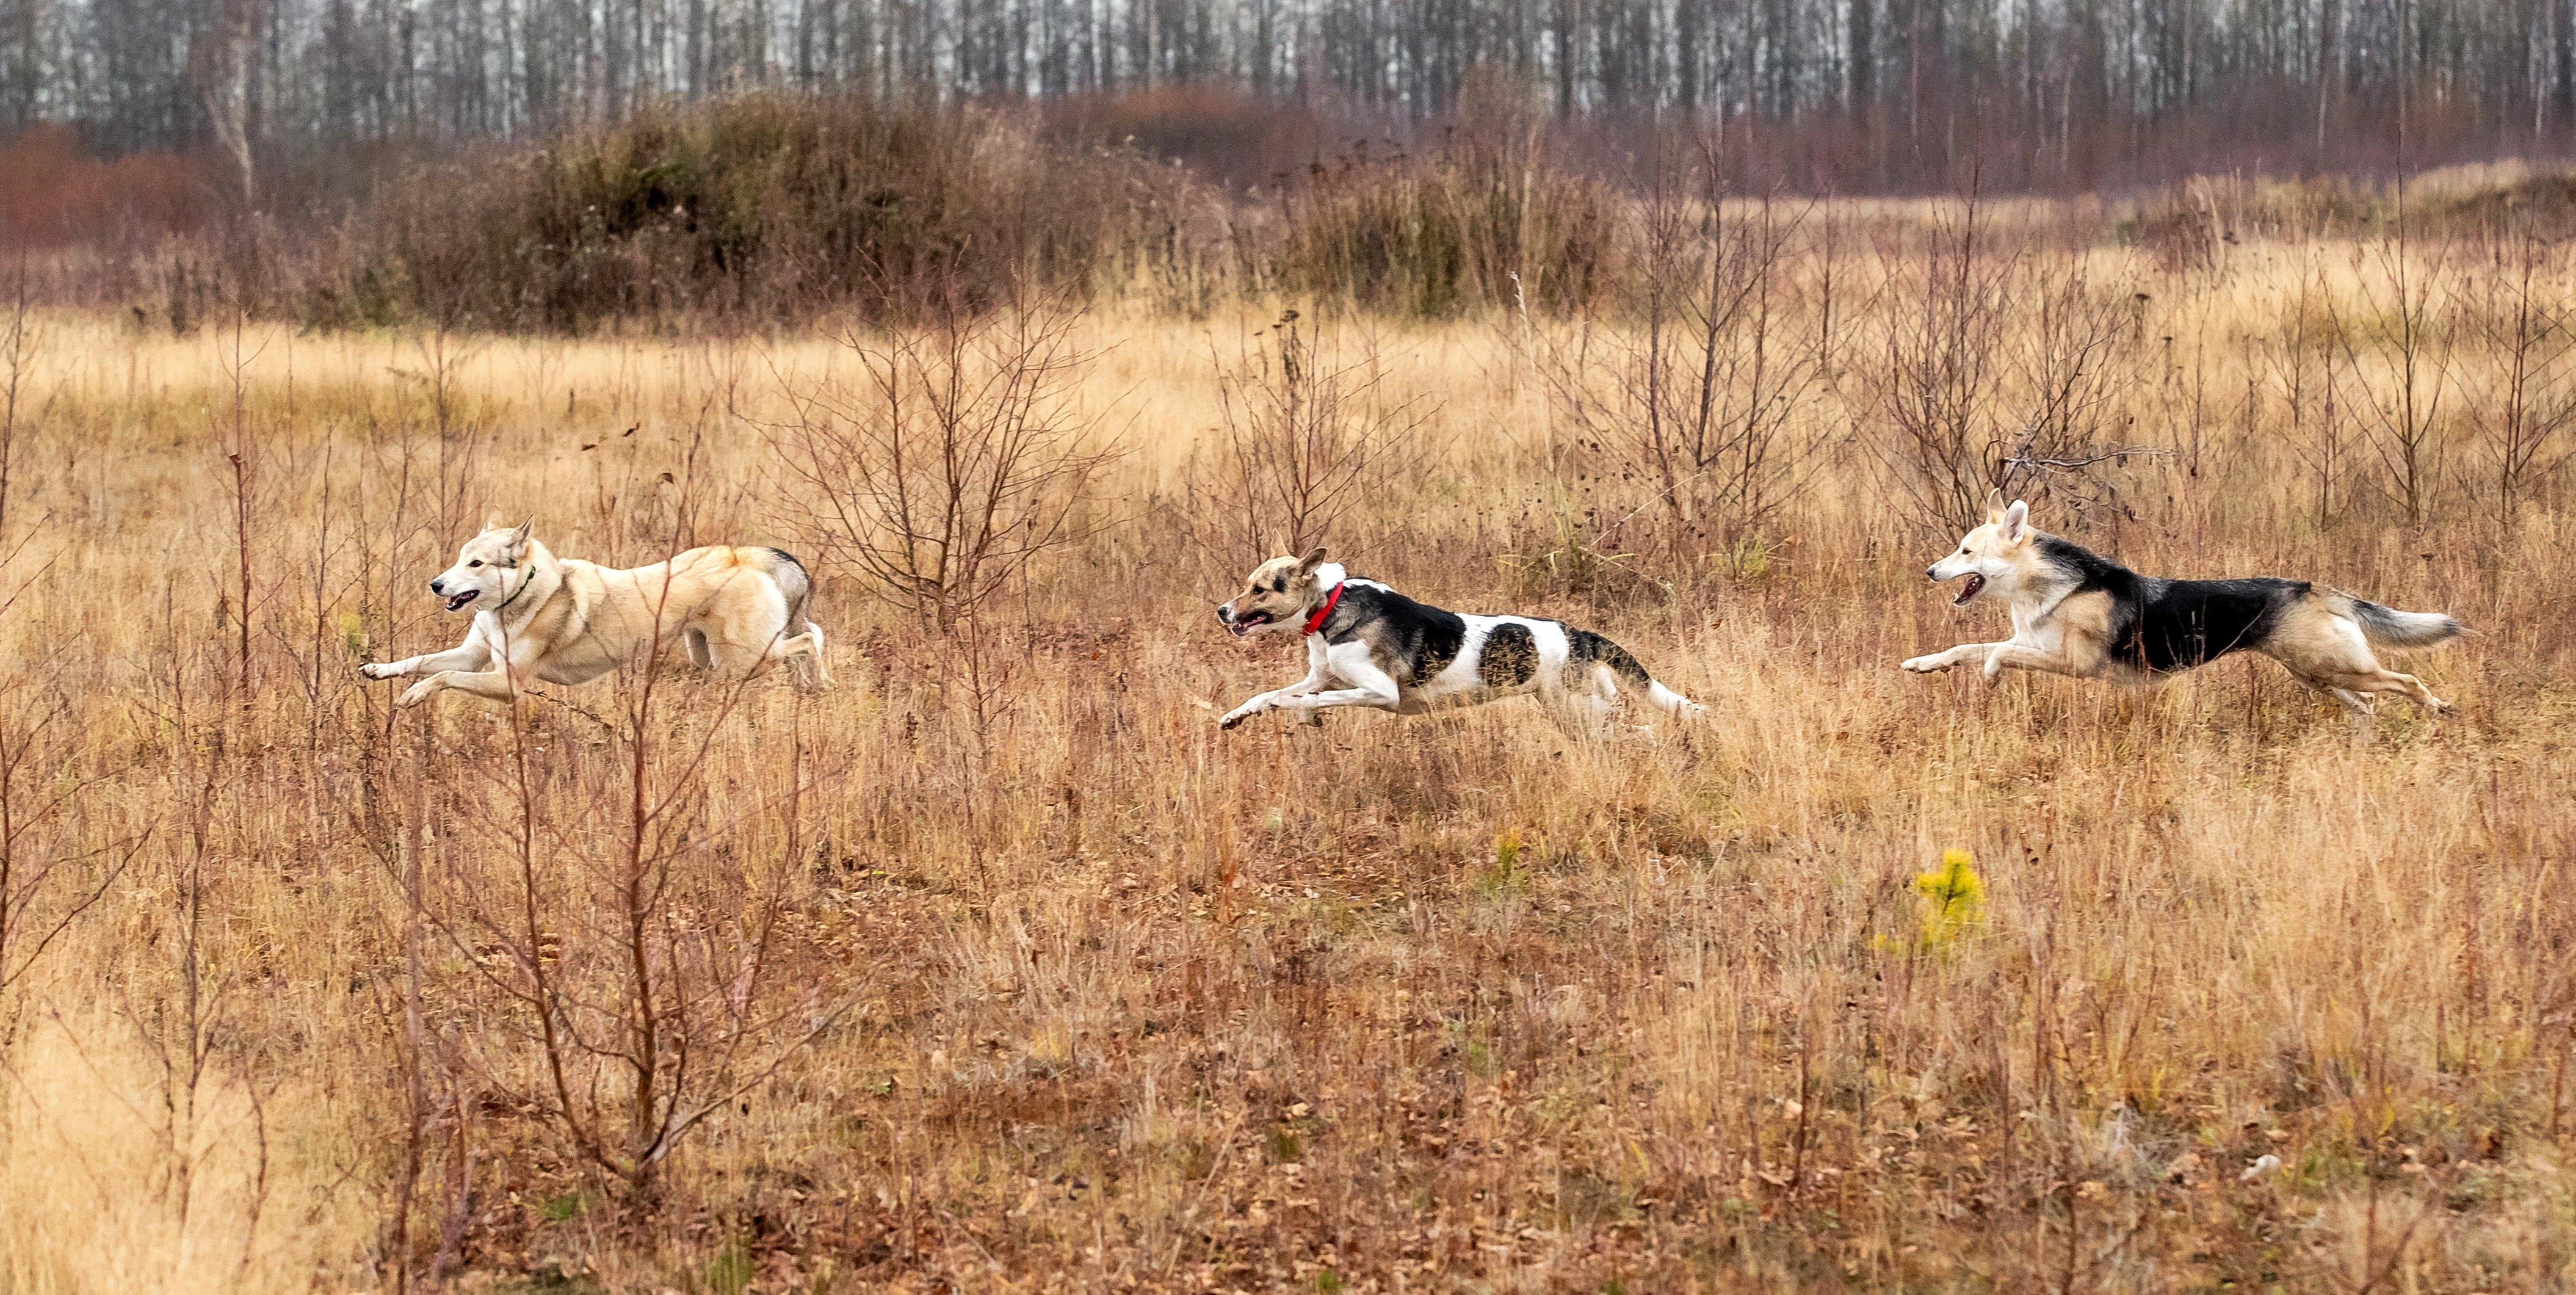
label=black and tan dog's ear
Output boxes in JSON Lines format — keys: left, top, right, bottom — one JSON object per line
{"left": 1296, "top": 546, "right": 1328, "bottom": 574}
{"left": 1984, "top": 488, "right": 2008, "bottom": 524}
{"left": 2000, "top": 499, "right": 2030, "bottom": 542}
{"left": 508, "top": 517, "right": 535, "bottom": 554}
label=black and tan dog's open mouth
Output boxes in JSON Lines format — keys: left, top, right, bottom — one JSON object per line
{"left": 1952, "top": 574, "right": 1985, "bottom": 606}
{"left": 444, "top": 589, "right": 482, "bottom": 612}
{"left": 1226, "top": 611, "right": 1272, "bottom": 637}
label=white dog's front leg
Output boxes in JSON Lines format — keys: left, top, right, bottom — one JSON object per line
{"left": 362, "top": 633, "right": 491, "bottom": 681}
{"left": 398, "top": 668, "right": 518, "bottom": 707}
{"left": 1901, "top": 641, "right": 2009, "bottom": 674}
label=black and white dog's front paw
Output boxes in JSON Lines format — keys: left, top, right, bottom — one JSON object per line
{"left": 1218, "top": 702, "right": 1265, "bottom": 730}
{"left": 358, "top": 662, "right": 397, "bottom": 680}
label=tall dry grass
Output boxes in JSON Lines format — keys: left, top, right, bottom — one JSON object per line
{"left": 0, "top": 220, "right": 2572, "bottom": 1293}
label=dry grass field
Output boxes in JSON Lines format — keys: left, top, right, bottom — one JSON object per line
{"left": 1, "top": 217, "right": 2574, "bottom": 1294}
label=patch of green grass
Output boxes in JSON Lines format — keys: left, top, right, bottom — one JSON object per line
{"left": 703, "top": 1241, "right": 755, "bottom": 1295}
{"left": 1475, "top": 827, "right": 1533, "bottom": 896}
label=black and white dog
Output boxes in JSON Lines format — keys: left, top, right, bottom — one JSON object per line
{"left": 1903, "top": 493, "right": 2462, "bottom": 714}
{"left": 1215, "top": 548, "right": 1701, "bottom": 729}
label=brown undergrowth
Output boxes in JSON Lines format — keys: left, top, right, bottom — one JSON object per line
{"left": 0, "top": 230, "right": 2572, "bottom": 1293}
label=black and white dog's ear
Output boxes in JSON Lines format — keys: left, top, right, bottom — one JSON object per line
{"left": 508, "top": 517, "right": 535, "bottom": 553}
{"left": 2000, "top": 499, "right": 2029, "bottom": 542}
{"left": 1984, "top": 488, "right": 2008, "bottom": 524}
{"left": 1296, "top": 546, "right": 1328, "bottom": 573}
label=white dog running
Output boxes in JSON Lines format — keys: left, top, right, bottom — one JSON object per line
{"left": 358, "top": 520, "right": 830, "bottom": 706}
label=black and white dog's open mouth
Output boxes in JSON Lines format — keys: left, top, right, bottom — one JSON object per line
{"left": 1952, "top": 573, "right": 1985, "bottom": 606}
{"left": 444, "top": 589, "right": 482, "bottom": 612}
{"left": 1225, "top": 611, "right": 1273, "bottom": 637}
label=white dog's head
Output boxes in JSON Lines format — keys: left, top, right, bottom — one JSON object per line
{"left": 1925, "top": 493, "right": 2032, "bottom": 607}
{"left": 1217, "top": 547, "right": 1331, "bottom": 637}
{"left": 428, "top": 519, "right": 534, "bottom": 614}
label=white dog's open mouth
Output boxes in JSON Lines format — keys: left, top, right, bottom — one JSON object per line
{"left": 1226, "top": 611, "right": 1273, "bottom": 637}
{"left": 1952, "top": 573, "right": 1985, "bottom": 606}
{"left": 444, "top": 589, "right": 482, "bottom": 613}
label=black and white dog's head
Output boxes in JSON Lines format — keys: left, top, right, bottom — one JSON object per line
{"left": 1925, "top": 492, "right": 2037, "bottom": 608}
{"left": 428, "top": 518, "right": 535, "bottom": 614}
{"left": 1217, "top": 547, "right": 1331, "bottom": 637}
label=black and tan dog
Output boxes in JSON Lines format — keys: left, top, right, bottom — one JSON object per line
{"left": 1901, "top": 493, "right": 2461, "bottom": 714}
{"left": 1214, "top": 548, "right": 1701, "bottom": 729}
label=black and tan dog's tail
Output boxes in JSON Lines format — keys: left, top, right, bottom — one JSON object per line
{"left": 1569, "top": 629, "right": 1705, "bottom": 717}
{"left": 2337, "top": 594, "right": 2466, "bottom": 650}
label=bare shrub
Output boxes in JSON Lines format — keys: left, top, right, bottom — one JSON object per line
{"left": 1518, "top": 144, "right": 1828, "bottom": 568}
{"left": 2331, "top": 209, "right": 2454, "bottom": 528}
{"left": 1862, "top": 192, "right": 2019, "bottom": 534}
{"left": 2455, "top": 223, "right": 2576, "bottom": 533}
{"left": 1865, "top": 190, "right": 2150, "bottom": 534}
{"left": 1185, "top": 308, "right": 1432, "bottom": 565}
{"left": 767, "top": 288, "right": 1117, "bottom": 632}
{"left": 0, "top": 282, "right": 129, "bottom": 1018}
{"left": 2267, "top": 250, "right": 2358, "bottom": 528}
{"left": 2006, "top": 254, "right": 2152, "bottom": 515}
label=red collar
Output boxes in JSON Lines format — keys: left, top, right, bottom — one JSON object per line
{"left": 1302, "top": 582, "right": 1346, "bottom": 636}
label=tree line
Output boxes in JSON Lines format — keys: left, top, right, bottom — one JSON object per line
{"left": 4, "top": 0, "right": 2575, "bottom": 192}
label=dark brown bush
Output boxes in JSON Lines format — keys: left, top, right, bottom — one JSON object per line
{"left": 294, "top": 96, "right": 1215, "bottom": 331}
{"left": 1269, "top": 126, "right": 1628, "bottom": 319}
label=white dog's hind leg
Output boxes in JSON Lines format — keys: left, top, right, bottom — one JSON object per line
{"left": 794, "top": 622, "right": 833, "bottom": 688}
{"left": 764, "top": 620, "right": 833, "bottom": 689}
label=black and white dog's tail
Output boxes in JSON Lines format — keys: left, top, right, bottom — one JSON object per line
{"left": 1568, "top": 629, "right": 1705, "bottom": 716}
{"left": 2338, "top": 594, "right": 2466, "bottom": 649}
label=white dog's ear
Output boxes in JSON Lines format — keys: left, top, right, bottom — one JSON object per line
{"left": 1296, "top": 546, "right": 1328, "bottom": 573}
{"left": 2000, "top": 499, "right": 2029, "bottom": 542}
{"left": 1984, "top": 488, "right": 2008, "bottom": 524}
{"left": 508, "top": 517, "right": 534, "bottom": 553}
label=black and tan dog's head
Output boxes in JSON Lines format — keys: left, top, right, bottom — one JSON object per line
{"left": 1925, "top": 491, "right": 2035, "bottom": 607}
{"left": 1216, "top": 547, "right": 1330, "bottom": 637}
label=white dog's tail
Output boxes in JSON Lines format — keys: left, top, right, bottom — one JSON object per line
{"left": 1571, "top": 628, "right": 1706, "bottom": 717}
{"left": 762, "top": 546, "right": 816, "bottom": 628}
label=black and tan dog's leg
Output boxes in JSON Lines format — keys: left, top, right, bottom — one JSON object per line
{"left": 1977, "top": 639, "right": 2112, "bottom": 685}
{"left": 2320, "top": 667, "right": 2448, "bottom": 712}
{"left": 2318, "top": 681, "right": 2377, "bottom": 715}
{"left": 1901, "top": 641, "right": 2010, "bottom": 674}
